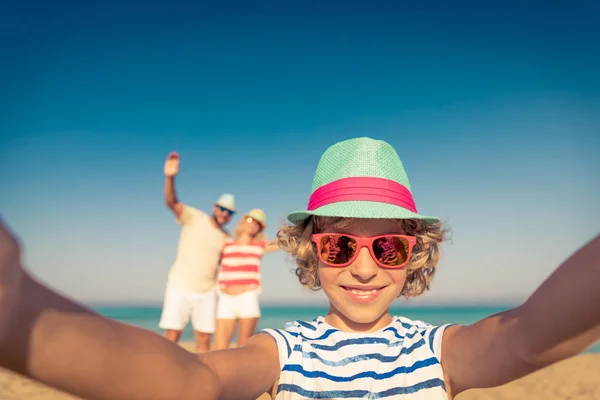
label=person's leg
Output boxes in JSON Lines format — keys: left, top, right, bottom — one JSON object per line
{"left": 190, "top": 290, "right": 217, "bottom": 352}
{"left": 165, "top": 329, "right": 182, "bottom": 343}
{"left": 158, "top": 288, "right": 189, "bottom": 343}
{"left": 212, "top": 319, "right": 237, "bottom": 350}
{"left": 211, "top": 291, "right": 237, "bottom": 350}
{"left": 236, "top": 318, "right": 259, "bottom": 346}
{"left": 236, "top": 290, "right": 262, "bottom": 346}
{"left": 192, "top": 330, "right": 211, "bottom": 353}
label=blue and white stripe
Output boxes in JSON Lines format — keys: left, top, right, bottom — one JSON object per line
{"left": 262, "top": 316, "right": 452, "bottom": 399}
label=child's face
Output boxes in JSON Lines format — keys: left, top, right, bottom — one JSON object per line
{"left": 318, "top": 218, "right": 408, "bottom": 330}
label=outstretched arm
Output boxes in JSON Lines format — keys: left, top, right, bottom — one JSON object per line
{"left": 164, "top": 152, "right": 184, "bottom": 218}
{"left": 264, "top": 239, "right": 280, "bottom": 254}
{"left": 443, "top": 234, "right": 600, "bottom": 396}
{"left": 0, "top": 220, "right": 279, "bottom": 400}
{"left": 198, "top": 333, "right": 280, "bottom": 400}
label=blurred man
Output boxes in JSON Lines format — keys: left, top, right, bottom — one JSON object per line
{"left": 159, "top": 152, "right": 235, "bottom": 352}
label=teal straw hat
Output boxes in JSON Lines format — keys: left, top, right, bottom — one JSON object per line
{"left": 287, "top": 137, "right": 439, "bottom": 224}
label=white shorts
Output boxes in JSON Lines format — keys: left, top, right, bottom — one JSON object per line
{"left": 158, "top": 288, "right": 217, "bottom": 333}
{"left": 216, "top": 289, "right": 261, "bottom": 320}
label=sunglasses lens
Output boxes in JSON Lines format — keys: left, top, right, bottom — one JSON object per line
{"left": 219, "top": 207, "right": 233, "bottom": 216}
{"left": 318, "top": 235, "right": 357, "bottom": 265}
{"left": 372, "top": 236, "right": 410, "bottom": 267}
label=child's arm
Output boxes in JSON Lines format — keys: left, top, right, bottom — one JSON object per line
{"left": 442, "top": 234, "right": 600, "bottom": 396}
{"left": 197, "top": 333, "right": 280, "bottom": 399}
{"left": 0, "top": 220, "right": 279, "bottom": 400}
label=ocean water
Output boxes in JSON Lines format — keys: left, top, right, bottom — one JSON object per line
{"left": 95, "top": 305, "right": 600, "bottom": 353}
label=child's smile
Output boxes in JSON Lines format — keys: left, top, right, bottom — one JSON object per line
{"left": 340, "top": 284, "right": 387, "bottom": 303}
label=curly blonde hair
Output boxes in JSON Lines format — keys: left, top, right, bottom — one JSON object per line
{"left": 276, "top": 216, "right": 448, "bottom": 298}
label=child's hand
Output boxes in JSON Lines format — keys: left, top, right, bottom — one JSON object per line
{"left": 0, "top": 218, "right": 24, "bottom": 343}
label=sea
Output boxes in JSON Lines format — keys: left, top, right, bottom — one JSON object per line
{"left": 94, "top": 305, "right": 600, "bottom": 353}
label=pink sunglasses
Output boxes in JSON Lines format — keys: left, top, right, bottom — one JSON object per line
{"left": 311, "top": 233, "right": 417, "bottom": 269}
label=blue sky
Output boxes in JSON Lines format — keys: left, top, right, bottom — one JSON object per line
{"left": 1, "top": 1, "right": 599, "bottom": 306}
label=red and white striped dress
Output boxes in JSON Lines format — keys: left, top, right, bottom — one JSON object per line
{"left": 217, "top": 240, "right": 266, "bottom": 290}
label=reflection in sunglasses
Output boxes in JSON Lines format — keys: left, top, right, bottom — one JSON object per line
{"left": 317, "top": 234, "right": 412, "bottom": 268}
{"left": 320, "top": 236, "right": 357, "bottom": 264}
{"left": 375, "top": 237, "right": 399, "bottom": 265}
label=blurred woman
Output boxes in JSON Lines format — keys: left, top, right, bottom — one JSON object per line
{"left": 212, "top": 208, "right": 280, "bottom": 349}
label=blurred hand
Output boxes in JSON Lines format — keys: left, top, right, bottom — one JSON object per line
{"left": 164, "top": 152, "right": 180, "bottom": 177}
{"left": 0, "top": 218, "right": 24, "bottom": 344}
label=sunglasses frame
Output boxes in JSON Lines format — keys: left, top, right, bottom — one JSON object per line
{"left": 217, "top": 206, "right": 235, "bottom": 216}
{"left": 311, "top": 233, "right": 417, "bottom": 269}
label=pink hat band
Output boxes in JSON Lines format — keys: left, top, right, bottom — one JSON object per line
{"left": 307, "top": 177, "right": 418, "bottom": 213}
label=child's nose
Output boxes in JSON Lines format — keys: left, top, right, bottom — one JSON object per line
{"left": 349, "top": 247, "right": 379, "bottom": 281}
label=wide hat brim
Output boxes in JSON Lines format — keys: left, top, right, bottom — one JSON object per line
{"left": 287, "top": 201, "right": 439, "bottom": 225}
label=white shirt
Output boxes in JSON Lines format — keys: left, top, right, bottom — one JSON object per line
{"left": 166, "top": 205, "right": 229, "bottom": 293}
{"left": 263, "top": 316, "right": 453, "bottom": 399}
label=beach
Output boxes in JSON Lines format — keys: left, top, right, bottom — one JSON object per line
{"left": 1, "top": 342, "right": 598, "bottom": 400}
{"left": 2, "top": 306, "right": 598, "bottom": 399}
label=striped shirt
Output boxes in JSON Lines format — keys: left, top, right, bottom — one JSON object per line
{"left": 217, "top": 241, "right": 265, "bottom": 289}
{"left": 262, "top": 316, "right": 452, "bottom": 399}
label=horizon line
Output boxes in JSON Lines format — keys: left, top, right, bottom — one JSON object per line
{"left": 87, "top": 300, "right": 520, "bottom": 309}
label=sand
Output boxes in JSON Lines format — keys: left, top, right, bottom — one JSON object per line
{"left": 0, "top": 343, "right": 598, "bottom": 399}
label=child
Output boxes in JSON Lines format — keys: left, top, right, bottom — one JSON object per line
{"left": 213, "top": 208, "right": 279, "bottom": 350}
{"left": 0, "top": 137, "right": 598, "bottom": 400}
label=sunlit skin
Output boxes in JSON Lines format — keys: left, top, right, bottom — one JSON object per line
{"left": 320, "top": 218, "right": 409, "bottom": 333}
